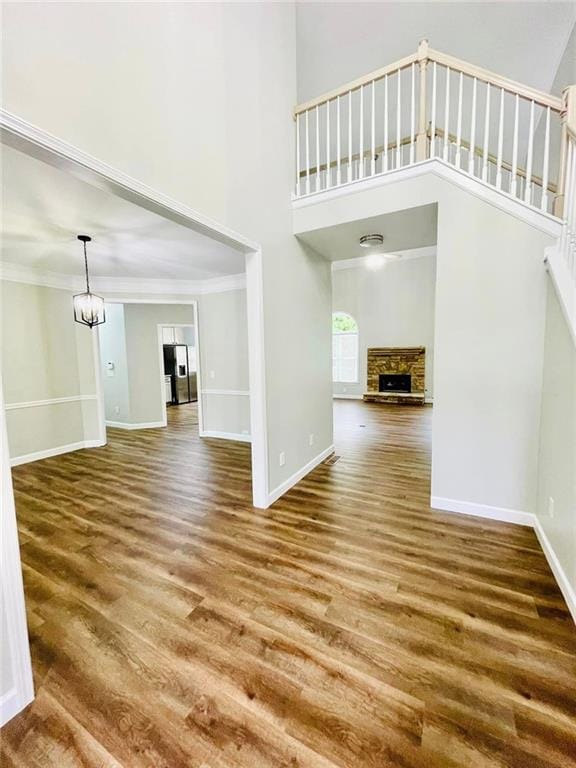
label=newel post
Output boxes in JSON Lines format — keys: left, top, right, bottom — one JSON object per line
{"left": 416, "top": 38, "right": 429, "bottom": 162}
{"left": 554, "top": 85, "right": 576, "bottom": 218}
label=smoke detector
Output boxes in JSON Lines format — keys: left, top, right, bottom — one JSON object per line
{"left": 359, "top": 234, "right": 384, "bottom": 248}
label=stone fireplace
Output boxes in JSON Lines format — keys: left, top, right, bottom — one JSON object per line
{"left": 364, "top": 347, "right": 425, "bottom": 405}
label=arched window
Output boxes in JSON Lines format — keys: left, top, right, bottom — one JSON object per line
{"left": 332, "top": 312, "right": 359, "bottom": 383}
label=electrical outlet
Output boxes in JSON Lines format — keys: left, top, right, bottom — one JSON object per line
{"left": 548, "top": 496, "right": 555, "bottom": 518}
{"left": 114, "top": 405, "right": 120, "bottom": 415}
{"left": 343, "top": 387, "right": 347, "bottom": 393}
{"left": 279, "top": 451, "right": 286, "bottom": 467}
{"left": 210, "top": 370, "right": 215, "bottom": 380}
{"left": 309, "top": 433, "right": 314, "bottom": 447}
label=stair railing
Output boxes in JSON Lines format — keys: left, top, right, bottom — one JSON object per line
{"left": 294, "top": 39, "right": 571, "bottom": 220}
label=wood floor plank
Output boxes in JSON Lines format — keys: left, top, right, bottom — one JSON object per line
{"left": 1, "top": 401, "right": 575, "bottom": 767}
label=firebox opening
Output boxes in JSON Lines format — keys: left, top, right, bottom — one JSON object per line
{"left": 379, "top": 374, "right": 411, "bottom": 393}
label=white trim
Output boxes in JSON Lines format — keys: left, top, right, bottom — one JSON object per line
{"left": 246, "top": 248, "right": 269, "bottom": 509}
{"left": 201, "top": 389, "right": 250, "bottom": 397}
{"left": 332, "top": 246, "right": 437, "bottom": 271}
{"left": 10, "top": 439, "right": 105, "bottom": 467}
{"left": 105, "top": 421, "right": 166, "bottom": 431}
{"left": 267, "top": 444, "right": 335, "bottom": 507}
{"left": 4, "top": 395, "right": 98, "bottom": 410}
{"left": 293, "top": 158, "right": 562, "bottom": 238}
{"left": 1, "top": 379, "right": 34, "bottom": 727}
{"left": 533, "top": 516, "right": 576, "bottom": 625}
{"left": 332, "top": 393, "right": 363, "bottom": 400}
{"left": 0, "top": 262, "right": 246, "bottom": 297}
{"left": 431, "top": 496, "right": 534, "bottom": 527}
{"left": 425, "top": 397, "right": 434, "bottom": 404}
{"left": 199, "top": 430, "right": 252, "bottom": 443}
{"left": 0, "top": 109, "right": 259, "bottom": 253}
{"left": 0, "top": 687, "right": 25, "bottom": 727}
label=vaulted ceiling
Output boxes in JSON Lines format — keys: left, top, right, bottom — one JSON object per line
{"left": 296, "top": 2, "right": 576, "bottom": 102}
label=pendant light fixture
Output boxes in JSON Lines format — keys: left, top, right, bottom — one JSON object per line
{"left": 73, "top": 235, "right": 105, "bottom": 328}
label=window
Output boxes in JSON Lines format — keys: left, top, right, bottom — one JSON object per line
{"left": 332, "top": 312, "right": 358, "bottom": 383}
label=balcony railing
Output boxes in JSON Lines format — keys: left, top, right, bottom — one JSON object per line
{"left": 293, "top": 40, "right": 573, "bottom": 221}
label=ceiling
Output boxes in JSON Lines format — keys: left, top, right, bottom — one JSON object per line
{"left": 296, "top": 2, "right": 576, "bottom": 102}
{"left": 0, "top": 145, "right": 245, "bottom": 280}
{"left": 297, "top": 204, "right": 437, "bottom": 261}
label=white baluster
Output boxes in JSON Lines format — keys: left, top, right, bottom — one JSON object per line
{"left": 295, "top": 113, "right": 300, "bottom": 196}
{"left": 305, "top": 109, "right": 310, "bottom": 195}
{"left": 482, "top": 83, "right": 490, "bottom": 182}
{"left": 541, "top": 106, "right": 550, "bottom": 212}
{"left": 443, "top": 66, "right": 450, "bottom": 162}
{"left": 384, "top": 74, "right": 389, "bottom": 171}
{"left": 348, "top": 90, "right": 352, "bottom": 183}
{"left": 524, "top": 99, "right": 535, "bottom": 205}
{"left": 337, "top": 95, "right": 341, "bottom": 186}
{"left": 511, "top": 94, "right": 519, "bottom": 197}
{"left": 371, "top": 80, "right": 376, "bottom": 175}
{"left": 397, "top": 67, "right": 402, "bottom": 167}
{"left": 455, "top": 71, "right": 463, "bottom": 168}
{"left": 359, "top": 85, "right": 364, "bottom": 179}
{"left": 496, "top": 88, "right": 504, "bottom": 190}
{"left": 410, "top": 62, "right": 416, "bottom": 164}
{"left": 326, "top": 99, "right": 331, "bottom": 188}
{"left": 315, "top": 105, "right": 320, "bottom": 192}
{"left": 468, "top": 77, "right": 477, "bottom": 175}
{"left": 430, "top": 62, "right": 437, "bottom": 157}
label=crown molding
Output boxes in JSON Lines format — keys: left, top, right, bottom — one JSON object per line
{"left": 0, "top": 262, "right": 246, "bottom": 296}
{"left": 0, "top": 109, "right": 260, "bottom": 255}
{"left": 331, "top": 245, "right": 437, "bottom": 272}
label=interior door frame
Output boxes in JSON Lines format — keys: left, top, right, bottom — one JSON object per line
{"left": 0, "top": 109, "right": 268, "bottom": 509}
{"left": 156, "top": 317, "right": 202, "bottom": 431}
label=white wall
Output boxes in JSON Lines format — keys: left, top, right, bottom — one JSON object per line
{"left": 536, "top": 279, "right": 576, "bottom": 602}
{"left": 1, "top": 2, "right": 333, "bottom": 496}
{"left": 332, "top": 255, "right": 436, "bottom": 399}
{"left": 0, "top": 280, "right": 104, "bottom": 462}
{"left": 294, "top": 170, "right": 554, "bottom": 517}
{"left": 99, "top": 303, "right": 130, "bottom": 423}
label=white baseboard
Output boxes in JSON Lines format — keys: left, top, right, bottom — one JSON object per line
{"left": 267, "top": 444, "right": 335, "bottom": 506}
{"left": 0, "top": 686, "right": 32, "bottom": 727}
{"left": 10, "top": 439, "right": 106, "bottom": 466}
{"left": 533, "top": 516, "right": 576, "bottom": 625}
{"left": 199, "top": 430, "right": 251, "bottom": 443}
{"left": 431, "top": 496, "right": 534, "bottom": 527}
{"left": 105, "top": 420, "right": 166, "bottom": 430}
{"left": 332, "top": 393, "right": 363, "bottom": 400}
{"left": 431, "top": 495, "right": 575, "bottom": 626}
{"left": 425, "top": 397, "right": 434, "bottom": 404}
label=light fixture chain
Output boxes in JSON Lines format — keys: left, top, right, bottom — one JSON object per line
{"left": 83, "top": 240, "right": 90, "bottom": 293}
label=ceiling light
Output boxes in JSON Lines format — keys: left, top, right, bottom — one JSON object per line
{"left": 73, "top": 235, "right": 106, "bottom": 329}
{"left": 359, "top": 234, "right": 384, "bottom": 248}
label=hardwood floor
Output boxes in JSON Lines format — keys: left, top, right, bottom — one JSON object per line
{"left": 2, "top": 401, "right": 575, "bottom": 767}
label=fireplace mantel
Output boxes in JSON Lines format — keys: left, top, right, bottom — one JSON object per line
{"left": 363, "top": 347, "right": 425, "bottom": 406}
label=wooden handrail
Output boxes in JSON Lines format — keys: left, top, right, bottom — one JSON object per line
{"left": 428, "top": 48, "right": 563, "bottom": 111}
{"left": 293, "top": 42, "right": 563, "bottom": 117}
{"left": 294, "top": 52, "right": 418, "bottom": 116}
